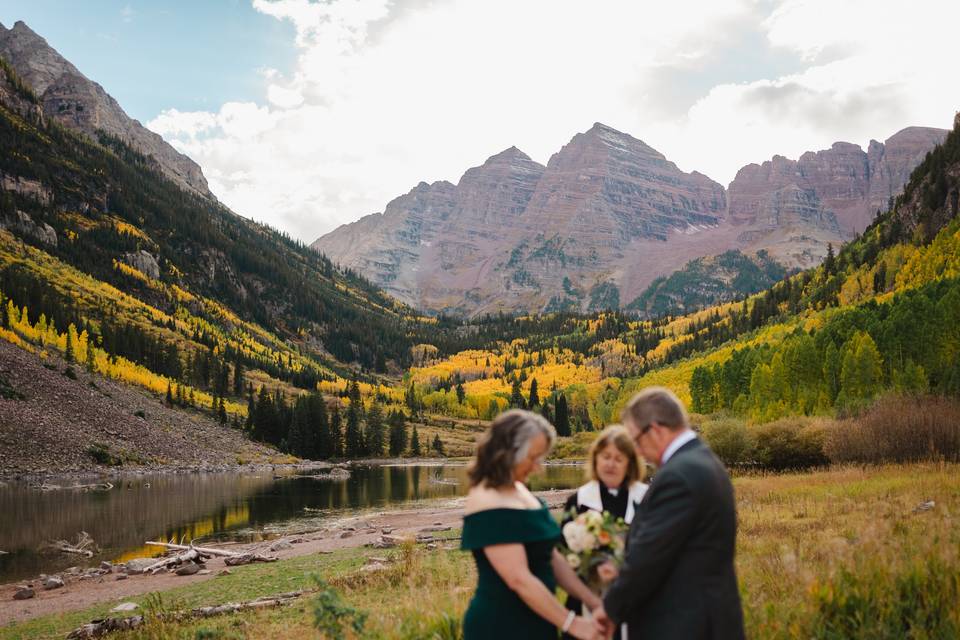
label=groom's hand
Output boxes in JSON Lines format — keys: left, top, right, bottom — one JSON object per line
{"left": 592, "top": 605, "right": 614, "bottom": 639}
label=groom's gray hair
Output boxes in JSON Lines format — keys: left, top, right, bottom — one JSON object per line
{"left": 622, "top": 386, "right": 689, "bottom": 432}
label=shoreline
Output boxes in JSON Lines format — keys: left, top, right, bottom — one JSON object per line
{"left": 0, "top": 456, "right": 586, "bottom": 483}
{"left": 0, "top": 489, "right": 572, "bottom": 625}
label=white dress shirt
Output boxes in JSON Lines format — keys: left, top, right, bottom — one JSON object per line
{"left": 660, "top": 429, "right": 697, "bottom": 466}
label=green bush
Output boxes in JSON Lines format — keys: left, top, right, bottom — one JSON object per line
{"left": 701, "top": 418, "right": 753, "bottom": 466}
{"left": 0, "top": 373, "right": 23, "bottom": 400}
{"left": 752, "top": 419, "right": 828, "bottom": 470}
{"left": 86, "top": 442, "right": 122, "bottom": 466}
{"left": 312, "top": 576, "right": 367, "bottom": 639}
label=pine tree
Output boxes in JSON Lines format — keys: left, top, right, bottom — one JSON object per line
{"left": 456, "top": 382, "right": 465, "bottom": 404}
{"left": 388, "top": 410, "right": 408, "bottom": 457}
{"left": 218, "top": 397, "right": 227, "bottom": 423}
{"left": 65, "top": 323, "right": 77, "bottom": 363}
{"left": 85, "top": 340, "right": 96, "bottom": 373}
{"left": 510, "top": 378, "right": 526, "bottom": 409}
{"left": 345, "top": 382, "right": 364, "bottom": 457}
{"left": 166, "top": 380, "right": 173, "bottom": 405}
{"left": 405, "top": 381, "right": 419, "bottom": 417}
{"left": 555, "top": 393, "right": 570, "bottom": 437}
{"left": 528, "top": 378, "right": 539, "bottom": 408}
{"left": 823, "top": 243, "right": 836, "bottom": 275}
{"left": 410, "top": 424, "right": 421, "bottom": 456}
{"left": 329, "top": 404, "right": 343, "bottom": 458}
{"left": 432, "top": 434, "right": 445, "bottom": 456}
{"left": 233, "top": 357, "right": 245, "bottom": 396}
{"left": 365, "top": 401, "right": 385, "bottom": 457}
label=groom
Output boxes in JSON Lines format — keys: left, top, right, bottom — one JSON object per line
{"left": 596, "top": 387, "right": 745, "bottom": 639}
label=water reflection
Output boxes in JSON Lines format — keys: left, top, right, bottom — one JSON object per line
{"left": 0, "top": 464, "right": 583, "bottom": 583}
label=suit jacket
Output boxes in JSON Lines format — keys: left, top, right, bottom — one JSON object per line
{"left": 603, "top": 438, "right": 745, "bottom": 640}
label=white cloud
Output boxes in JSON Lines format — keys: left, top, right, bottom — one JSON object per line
{"left": 147, "top": 0, "right": 960, "bottom": 241}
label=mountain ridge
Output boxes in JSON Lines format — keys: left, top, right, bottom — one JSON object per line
{"left": 0, "top": 20, "right": 211, "bottom": 197}
{"left": 314, "top": 121, "right": 946, "bottom": 317}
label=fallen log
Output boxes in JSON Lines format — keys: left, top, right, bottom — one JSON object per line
{"left": 223, "top": 552, "right": 279, "bottom": 566}
{"left": 42, "top": 531, "right": 98, "bottom": 558}
{"left": 39, "top": 482, "right": 113, "bottom": 492}
{"left": 144, "top": 541, "right": 242, "bottom": 558}
{"left": 66, "top": 615, "right": 144, "bottom": 639}
{"left": 65, "top": 591, "right": 306, "bottom": 638}
{"left": 143, "top": 548, "right": 203, "bottom": 574}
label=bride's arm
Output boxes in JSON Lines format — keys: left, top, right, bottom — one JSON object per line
{"left": 551, "top": 549, "right": 602, "bottom": 611}
{"left": 484, "top": 544, "right": 596, "bottom": 638}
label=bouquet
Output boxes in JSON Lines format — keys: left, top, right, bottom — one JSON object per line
{"left": 560, "top": 509, "right": 628, "bottom": 594}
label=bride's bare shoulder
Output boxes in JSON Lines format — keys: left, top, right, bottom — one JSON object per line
{"left": 464, "top": 484, "right": 513, "bottom": 514}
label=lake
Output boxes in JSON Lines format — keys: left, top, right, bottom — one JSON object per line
{"left": 0, "top": 463, "right": 585, "bottom": 583}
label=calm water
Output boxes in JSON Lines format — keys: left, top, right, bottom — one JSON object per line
{"left": 0, "top": 464, "right": 584, "bottom": 583}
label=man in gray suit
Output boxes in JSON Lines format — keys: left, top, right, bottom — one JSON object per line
{"left": 595, "top": 387, "right": 745, "bottom": 639}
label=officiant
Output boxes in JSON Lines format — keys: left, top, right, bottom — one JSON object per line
{"left": 562, "top": 425, "right": 648, "bottom": 640}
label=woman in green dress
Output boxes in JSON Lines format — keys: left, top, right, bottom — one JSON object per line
{"left": 461, "top": 410, "right": 606, "bottom": 640}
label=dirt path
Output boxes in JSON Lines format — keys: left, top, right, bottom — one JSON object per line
{"left": 0, "top": 490, "right": 570, "bottom": 625}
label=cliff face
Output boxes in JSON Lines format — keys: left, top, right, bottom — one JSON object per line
{"left": 0, "top": 20, "right": 210, "bottom": 197}
{"left": 728, "top": 127, "right": 948, "bottom": 235}
{"left": 315, "top": 124, "right": 947, "bottom": 317}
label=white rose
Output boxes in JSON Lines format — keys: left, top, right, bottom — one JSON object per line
{"left": 563, "top": 521, "right": 587, "bottom": 553}
{"left": 581, "top": 533, "right": 597, "bottom": 552}
{"left": 566, "top": 553, "right": 581, "bottom": 570}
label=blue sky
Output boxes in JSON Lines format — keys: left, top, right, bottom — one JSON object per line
{"left": 1, "top": 0, "right": 296, "bottom": 123}
{"left": 3, "top": 1, "right": 959, "bottom": 243}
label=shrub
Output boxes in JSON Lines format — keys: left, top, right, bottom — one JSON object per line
{"left": 86, "top": 442, "right": 121, "bottom": 466}
{"left": 752, "top": 418, "right": 829, "bottom": 470}
{"left": 826, "top": 394, "right": 960, "bottom": 464}
{"left": 63, "top": 366, "right": 77, "bottom": 380}
{"left": 0, "top": 373, "right": 23, "bottom": 400}
{"left": 312, "top": 576, "right": 367, "bottom": 639}
{"left": 701, "top": 418, "right": 753, "bottom": 466}
{"left": 134, "top": 409, "right": 146, "bottom": 419}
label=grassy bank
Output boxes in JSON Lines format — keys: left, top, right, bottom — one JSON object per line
{"left": 3, "top": 464, "right": 958, "bottom": 639}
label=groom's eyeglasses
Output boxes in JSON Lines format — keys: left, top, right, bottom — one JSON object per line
{"left": 632, "top": 423, "right": 653, "bottom": 447}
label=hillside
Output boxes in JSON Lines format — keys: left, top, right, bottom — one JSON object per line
{"left": 0, "top": 21, "right": 209, "bottom": 197}
{"left": 0, "top": 36, "right": 475, "bottom": 468}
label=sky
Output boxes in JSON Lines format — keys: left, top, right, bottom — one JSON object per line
{"left": 5, "top": 1, "right": 960, "bottom": 242}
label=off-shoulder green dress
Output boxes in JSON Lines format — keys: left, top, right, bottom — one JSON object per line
{"left": 461, "top": 500, "right": 562, "bottom": 639}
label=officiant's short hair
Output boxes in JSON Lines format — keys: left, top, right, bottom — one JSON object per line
{"left": 623, "top": 386, "right": 689, "bottom": 432}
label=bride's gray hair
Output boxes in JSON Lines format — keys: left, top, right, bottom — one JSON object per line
{"left": 468, "top": 409, "right": 557, "bottom": 488}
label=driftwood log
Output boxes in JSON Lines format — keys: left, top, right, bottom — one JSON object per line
{"left": 42, "top": 531, "right": 98, "bottom": 558}
{"left": 144, "top": 541, "right": 277, "bottom": 567}
{"left": 64, "top": 591, "right": 306, "bottom": 638}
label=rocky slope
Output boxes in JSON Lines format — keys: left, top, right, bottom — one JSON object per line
{"left": 0, "top": 341, "right": 275, "bottom": 477}
{"left": 0, "top": 20, "right": 210, "bottom": 197}
{"left": 315, "top": 123, "right": 946, "bottom": 317}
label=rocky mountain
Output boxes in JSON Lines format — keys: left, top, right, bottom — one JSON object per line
{"left": 728, "top": 127, "right": 948, "bottom": 235}
{"left": 0, "top": 20, "right": 210, "bottom": 197}
{"left": 314, "top": 123, "right": 947, "bottom": 317}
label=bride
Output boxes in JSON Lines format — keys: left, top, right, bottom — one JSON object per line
{"left": 460, "top": 410, "right": 606, "bottom": 639}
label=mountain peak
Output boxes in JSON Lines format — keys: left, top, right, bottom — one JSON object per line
{"left": 483, "top": 145, "right": 534, "bottom": 165}
{"left": 0, "top": 20, "right": 211, "bottom": 197}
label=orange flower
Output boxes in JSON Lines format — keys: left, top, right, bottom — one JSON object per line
{"left": 598, "top": 530, "right": 612, "bottom": 546}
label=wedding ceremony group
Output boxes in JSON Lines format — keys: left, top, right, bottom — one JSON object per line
{"left": 460, "top": 386, "right": 742, "bottom": 640}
